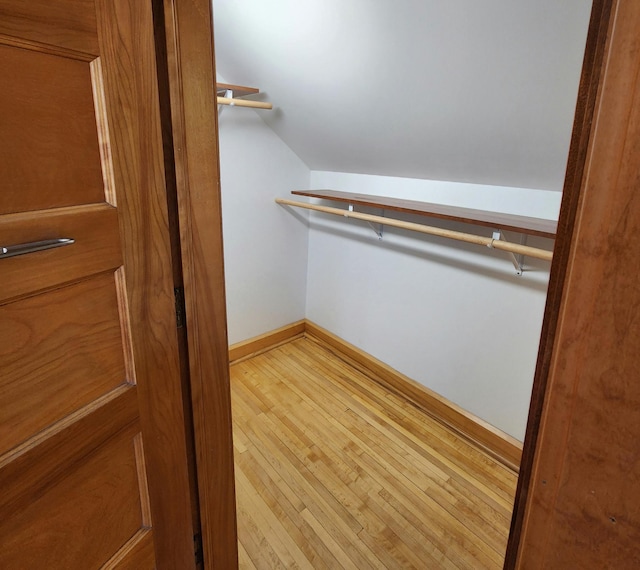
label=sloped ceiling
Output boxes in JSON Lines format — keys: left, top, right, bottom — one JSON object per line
{"left": 213, "top": 0, "right": 593, "bottom": 191}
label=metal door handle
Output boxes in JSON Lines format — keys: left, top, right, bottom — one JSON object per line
{"left": 0, "top": 238, "right": 75, "bottom": 259}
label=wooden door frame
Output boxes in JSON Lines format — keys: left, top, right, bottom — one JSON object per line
{"left": 153, "top": 0, "right": 239, "bottom": 568}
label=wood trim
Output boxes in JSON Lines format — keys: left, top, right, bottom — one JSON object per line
{"left": 228, "top": 319, "right": 521, "bottom": 469}
{"left": 102, "top": 529, "right": 155, "bottom": 569}
{"left": 159, "top": 0, "right": 238, "bottom": 568}
{"left": 151, "top": 0, "right": 202, "bottom": 541}
{"left": 0, "top": 1, "right": 99, "bottom": 56}
{"left": 229, "top": 320, "right": 307, "bottom": 364}
{"left": 504, "top": 0, "right": 615, "bottom": 566}
{"left": 304, "top": 320, "right": 522, "bottom": 472}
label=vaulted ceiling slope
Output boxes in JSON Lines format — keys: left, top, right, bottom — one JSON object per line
{"left": 213, "top": 1, "right": 593, "bottom": 192}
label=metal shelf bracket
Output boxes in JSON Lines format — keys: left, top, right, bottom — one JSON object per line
{"left": 218, "top": 88, "right": 233, "bottom": 116}
{"left": 489, "top": 230, "right": 527, "bottom": 275}
{"left": 348, "top": 204, "right": 384, "bottom": 239}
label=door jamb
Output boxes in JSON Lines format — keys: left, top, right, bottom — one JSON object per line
{"left": 154, "top": 0, "right": 239, "bottom": 568}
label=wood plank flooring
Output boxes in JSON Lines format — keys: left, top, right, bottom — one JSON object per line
{"left": 231, "top": 337, "right": 517, "bottom": 569}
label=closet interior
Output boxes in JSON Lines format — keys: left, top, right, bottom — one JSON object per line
{"left": 212, "top": 1, "right": 594, "bottom": 567}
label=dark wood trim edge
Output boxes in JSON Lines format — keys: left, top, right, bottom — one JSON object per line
{"left": 229, "top": 320, "right": 307, "bottom": 364}
{"left": 304, "top": 320, "right": 523, "bottom": 472}
{"left": 151, "top": 0, "right": 203, "bottom": 545}
{"left": 503, "top": 1, "right": 615, "bottom": 567}
{"left": 159, "top": 0, "right": 239, "bottom": 568}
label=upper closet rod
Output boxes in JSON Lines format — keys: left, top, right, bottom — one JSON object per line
{"left": 276, "top": 198, "right": 553, "bottom": 261}
{"left": 217, "top": 96, "right": 273, "bottom": 110}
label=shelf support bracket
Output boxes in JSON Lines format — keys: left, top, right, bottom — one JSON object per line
{"left": 218, "top": 88, "right": 233, "bottom": 116}
{"left": 348, "top": 204, "right": 384, "bottom": 239}
{"left": 367, "top": 221, "right": 384, "bottom": 240}
{"left": 490, "top": 230, "right": 526, "bottom": 275}
{"left": 368, "top": 209, "right": 385, "bottom": 239}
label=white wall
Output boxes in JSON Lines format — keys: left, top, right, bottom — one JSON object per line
{"left": 215, "top": 0, "right": 593, "bottom": 191}
{"left": 218, "top": 118, "right": 555, "bottom": 438}
{"left": 305, "top": 171, "right": 554, "bottom": 440}
{"left": 218, "top": 106, "right": 310, "bottom": 344}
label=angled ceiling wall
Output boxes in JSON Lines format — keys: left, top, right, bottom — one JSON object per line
{"left": 213, "top": 0, "right": 593, "bottom": 192}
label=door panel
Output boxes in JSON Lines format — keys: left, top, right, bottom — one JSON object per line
{"left": 0, "top": 430, "right": 146, "bottom": 568}
{"left": 0, "top": 273, "right": 128, "bottom": 454}
{"left": 0, "top": 43, "right": 104, "bottom": 213}
{"left": 0, "top": 387, "right": 138, "bottom": 515}
{"left": 0, "top": 0, "right": 194, "bottom": 567}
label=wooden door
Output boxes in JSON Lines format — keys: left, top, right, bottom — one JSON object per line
{"left": 0, "top": 1, "right": 195, "bottom": 568}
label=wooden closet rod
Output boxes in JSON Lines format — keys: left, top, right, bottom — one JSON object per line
{"left": 276, "top": 198, "right": 553, "bottom": 261}
{"left": 217, "top": 96, "right": 273, "bottom": 110}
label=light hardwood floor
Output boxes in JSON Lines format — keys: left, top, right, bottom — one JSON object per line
{"left": 231, "top": 337, "right": 517, "bottom": 569}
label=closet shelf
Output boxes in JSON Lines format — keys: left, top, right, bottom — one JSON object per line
{"left": 216, "top": 82, "right": 273, "bottom": 110}
{"left": 291, "top": 189, "right": 556, "bottom": 239}
{"left": 216, "top": 83, "right": 259, "bottom": 97}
